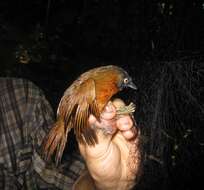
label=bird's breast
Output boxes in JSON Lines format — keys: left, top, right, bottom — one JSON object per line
{"left": 95, "top": 83, "right": 118, "bottom": 112}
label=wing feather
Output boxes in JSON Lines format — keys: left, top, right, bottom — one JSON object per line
{"left": 60, "top": 78, "right": 99, "bottom": 145}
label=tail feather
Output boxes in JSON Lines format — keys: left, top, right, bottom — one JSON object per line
{"left": 55, "top": 124, "right": 70, "bottom": 165}
{"left": 42, "top": 118, "right": 68, "bottom": 165}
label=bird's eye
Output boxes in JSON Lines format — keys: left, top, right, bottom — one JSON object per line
{"left": 124, "top": 78, "right": 129, "bottom": 84}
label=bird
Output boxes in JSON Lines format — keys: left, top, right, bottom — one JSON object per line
{"left": 42, "top": 65, "right": 137, "bottom": 165}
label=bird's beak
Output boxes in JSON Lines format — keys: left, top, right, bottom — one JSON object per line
{"left": 127, "top": 81, "right": 137, "bottom": 90}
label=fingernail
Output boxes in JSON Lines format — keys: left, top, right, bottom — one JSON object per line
{"left": 105, "top": 103, "right": 114, "bottom": 112}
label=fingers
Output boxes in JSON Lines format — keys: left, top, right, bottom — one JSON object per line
{"left": 117, "top": 116, "right": 137, "bottom": 140}
{"left": 88, "top": 114, "right": 97, "bottom": 125}
{"left": 80, "top": 99, "right": 138, "bottom": 165}
{"left": 88, "top": 102, "right": 117, "bottom": 135}
{"left": 100, "top": 101, "right": 116, "bottom": 120}
{"left": 112, "top": 98, "right": 125, "bottom": 109}
{"left": 121, "top": 127, "right": 137, "bottom": 140}
{"left": 116, "top": 116, "right": 133, "bottom": 131}
{"left": 88, "top": 99, "right": 137, "bottom": 143}
{"left": 80, "top": 114, "right": 113, "bottom": 159}
{"left": 113, "top": 99, "right": 137, "bottom": 140}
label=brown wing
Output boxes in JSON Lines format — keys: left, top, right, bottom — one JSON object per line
{"left": 60, "top": 78, "right": 100, "bottom": 145}
{"left": 42, "top": 79, "right": 100, "bottom": 165}
{"left": 42, "top": 117, "right": 69, "bottom": 165}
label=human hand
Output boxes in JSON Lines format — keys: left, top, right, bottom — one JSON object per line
{"left": 78, "top": 99, "right": 141, "bottom": 190}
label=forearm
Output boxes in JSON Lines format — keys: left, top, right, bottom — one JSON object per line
{"left": 94, "top": 180, "right": 135, "bottom": 190}
{"left": 79, "top": 145, "right": 135, "bottom": 190}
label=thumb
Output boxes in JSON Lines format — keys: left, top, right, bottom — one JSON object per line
{"left": 79, "top": 102, "right": 117, "bottom": 159}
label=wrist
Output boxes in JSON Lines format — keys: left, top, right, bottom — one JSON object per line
{"left": 73, "top": 170, "right": 134, "bottom": 190}
{"left": 73, "top": 170, "right": 96, "bottom": 190}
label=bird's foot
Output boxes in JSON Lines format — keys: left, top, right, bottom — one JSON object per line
{"left": 116, "top": 102, "right": 136, "bottom": 115}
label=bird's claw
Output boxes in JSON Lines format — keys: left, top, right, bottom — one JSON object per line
{"left": 116, "top": 102, "right": 136, "bottom": 115}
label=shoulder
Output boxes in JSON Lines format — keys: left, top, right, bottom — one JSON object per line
{"left": 0, "top": 77, "right": 44, "bottom": 99}
{"left": 0, "top": 77, "right": 48, "bottom": 113}
{"left": 0, "top": 77, "right": 54, "bottom": 123}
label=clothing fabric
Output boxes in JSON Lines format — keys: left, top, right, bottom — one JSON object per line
{"left": 0, "top": 78, "right": 85, "bottom": 190}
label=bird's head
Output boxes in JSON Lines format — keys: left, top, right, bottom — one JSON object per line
{"left": 115, "top": 67, "right": 137, "bottom": 91}
{"left": 77, "top": 65, "right": 137, "bottom": 96}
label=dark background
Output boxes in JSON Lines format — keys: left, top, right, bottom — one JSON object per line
{"left": 0, "top": 0, "right": 203, "bottom": 189}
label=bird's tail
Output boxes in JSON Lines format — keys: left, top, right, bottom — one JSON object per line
{"left": 42, "top": 117, "right": 69, "bottom": 166}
